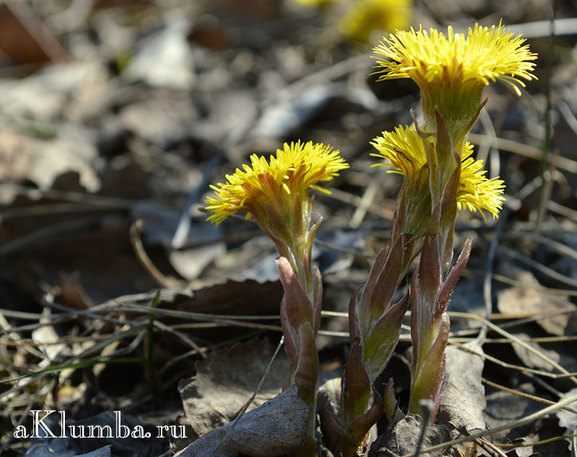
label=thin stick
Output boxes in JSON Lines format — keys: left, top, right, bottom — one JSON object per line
{"left": 129, "top": 220, "right": 182, "bottom": 288}
{"left": 468, "top": 133, "right": 577, "bottom": 174}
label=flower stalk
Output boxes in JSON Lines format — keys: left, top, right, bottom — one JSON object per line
{"left": 373, "top": 23, "right": 535, "bottom": 419}
{"left": 341, "top": 242, "right": 412, "bottom": 455}
{"left": 320, "top": 192, "right": 419, "bottom": 456}
{"left": 408, "top": 235, "right": 471, "bottom": 417}
{"left": 206, "top": 141, "right": 348, "bottom": 455}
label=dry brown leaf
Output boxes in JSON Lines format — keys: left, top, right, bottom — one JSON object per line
{"left": 176, "top": 384, "right": 311, "bottom": 457}
{"left": 0, "top": 129, "right": 99, "bottom": 194}
{"left": 179, "top": 339, "right": 290, "bottom": 437}
{"left": 511, "top": 331, "right": 577, "bottom": 373}
{"left": 369, "top": 415, "right": 450, "bottom": 457}
{"left": 439, "top": 342, "right": 486, "bottom": 433}
{"left": 498, "top": 271, "right": 575, "bottom": 336}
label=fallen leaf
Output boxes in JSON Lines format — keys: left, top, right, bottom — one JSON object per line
{"left": 0, "top": 129, "right": 99, "bottom": 193}
{"left": 253, "top": 84, "right": 376, "bottom": 140}
{"left": 172, "top": 277, "right": 282, "bottom": 315}
{"left": 118, "top": 94, "right": 199, "bottom": 147}
{"left": 124, "top": 18, "right": 195, "bottom": 90}
{"left": 179, "top": 339, "right": 289, "bottom": 436}
{"left": 511, "top": 331, "right": 577, "bottom": 374}
{"left": 439, "top": 342, "right": 486, "bottom": 432}
{"left": 369, "top": 415, "right": 450, "bottom": 457}
{"left": 484, "top": 383, "right": 540, "bottom": 438}
{"left": 498, "top": 272, "right": 575, "bottom": 336}
{"left": 556, "top": 387, "right": 577, "bottom": 433}
{"left": 169, "top": 244, "right": 225, "bottom": 281}
{"left": 0, "top": 61, "right": 110, "bottom": 122}
{"left": 32, "top": 318, "right": 66, "bottom": 362}
{"left": 176, "top": 385, "right": 311, "bottom": 457}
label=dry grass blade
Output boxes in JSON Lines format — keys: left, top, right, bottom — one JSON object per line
{"left": 468, "top": 133, "right": 577, "bottom": 175}
{"left": 130, "top": 219, "right": 184, "bottom": 288}
{"left": 350, "top": 178, "right": 379, "bottom": 228}
{"left": 495, "top": 432, "right": 574, "bottom": 449}
{"left": 401, "top": 391, "right": 577, "bottom": 457}
{"left": 474, "top": 438, "right": 508, "bottom": 457}
{"left": 229, "top": 336, "right": 285, "bottom": 428}
{"left": 500, "top": 246, "right": 577, "bottom": 289}
{"left": 482, "top": 378, "right": 577, "bottom": 414}
{"left": 325, "top": 187, "right": 395, "bottom": 220}
{"left": 153, "top": 320, "right": 207, "bottom": 358}
{"left": 460, "top": 346, "right": 569, "bottom": 380}
{"left": 452, "top": 311, "right": 577, "bottom": 384}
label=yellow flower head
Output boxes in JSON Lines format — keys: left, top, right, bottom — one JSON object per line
{"left": 373, "top": 23, "right": 537, "bottom": 135}
{"left": 205, "top": 142, "right": 348, "bottom": 239}
{"left": 370, "top": 124, "right": 429, "bottom": 180}
{"left": 340, "top": 0, "right": 411, "bottom": 43}
{"left": 371, "top": 125, "right": 505, "bottom": 218}
{"left": 458, "top": 146, "right": 506, "bottom": 218}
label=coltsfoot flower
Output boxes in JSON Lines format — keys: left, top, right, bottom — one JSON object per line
{"left": 373, "top": 23, "right": 537, "bottom": 137}
{"left": 371, "top": 124, "right": 505, "bottom": 219}
{"left": 206, "top": 142, "right": 346, "bottom": 453}
{"left": 340, "top": 0, "right": 411, "bottom": 43}
{"left": 206, "top": 142, "right": 348, "bottom": 224}
{"left": 206, "top": 141, "right": 348, "bottom": 271}
{"left": 458, "top": 146, "right": 506, "bottom": 218}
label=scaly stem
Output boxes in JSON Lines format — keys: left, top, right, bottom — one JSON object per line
{"left": 322, "top": 214, "right": 417, "bottom": 457}
{"left": 408, "top": 236, "right": 471, "bottom": 418}
{"left": 277, "top": 237, "right": 321, "bottom": 457}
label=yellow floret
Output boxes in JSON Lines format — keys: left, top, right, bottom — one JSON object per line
{"left": 373, "top": 23, "right": 537, "bottom": 132}
{"left": 371, "top": 125, "right": 505, "bottom": 218}
{"left": 458, "top": 147, "right": 506, "bottom": 218}
{"left": 205, "top": 141, "right": 349, "bottom": 225}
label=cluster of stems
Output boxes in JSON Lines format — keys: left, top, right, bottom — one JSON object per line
{"left": 324, "top": 90, "right": 481, "bottom": 457}
{"left": 206, "top": 23, "right": 535, "bottom": 457}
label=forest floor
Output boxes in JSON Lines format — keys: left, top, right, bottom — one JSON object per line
{"left": 2, "top": 0, "right": 577, "bottom": 456}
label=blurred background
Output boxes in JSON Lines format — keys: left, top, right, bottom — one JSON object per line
{"left": 2, "top": 1, "right": 577, "bottom": 456}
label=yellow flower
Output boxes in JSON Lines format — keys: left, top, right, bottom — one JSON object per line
{"left": 340, "top": 0, "right": 411, "bottom": 43}
{"left": 373, "top": 23, "right": 537, "bottom": 135}
{"left": 370, "top": 124, "right": 429, "bottom": 181}
{"left": 371, "top": 125, "right": 504, "bottom": 218}
{"left": 458, "top": 147, "right": 505, "bottom": 218}
{"left": 205, "top": 141, "right": 348, "bottom": 231}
